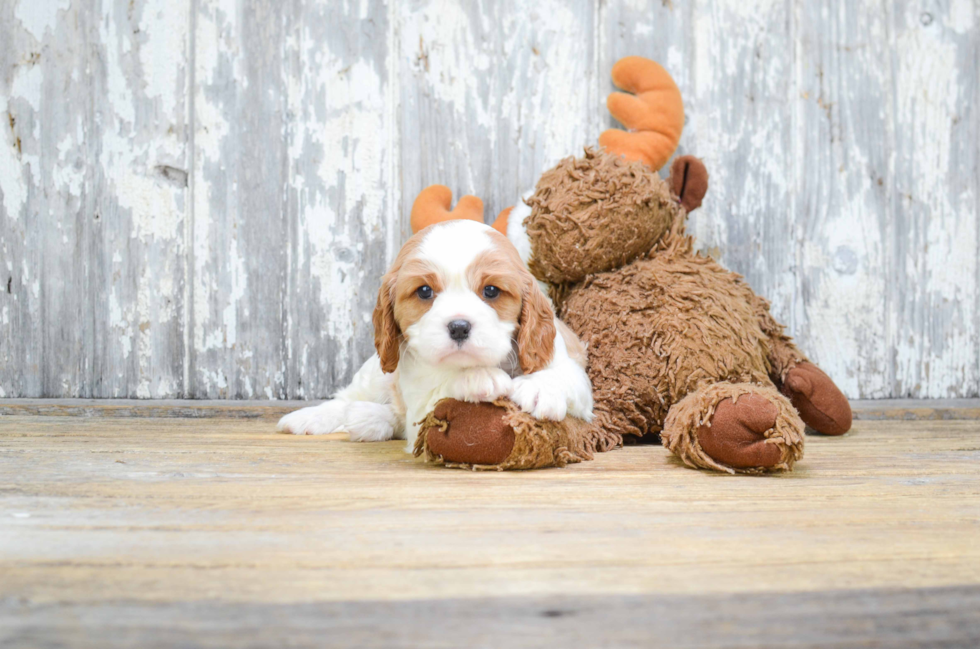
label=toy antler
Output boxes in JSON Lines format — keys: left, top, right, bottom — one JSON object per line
{"left": 598, "top": 57, "right": 684, "bottom": 171}
{"left": 410, "top": 185, "right": 484, "bottom": 234}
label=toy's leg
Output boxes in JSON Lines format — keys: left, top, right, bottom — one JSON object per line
{"left": 662, "top": 382, "right": 805, "bottom": 474}
{"left": 779, "top": 362, "right": 852, "bottom": 436}
{"left": 415, "top": 398, "right": 614, "bottom": 470}
{"left": 756, "top": 298, "right": 852, "bottom": 436}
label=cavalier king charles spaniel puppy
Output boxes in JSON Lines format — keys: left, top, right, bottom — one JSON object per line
{"left": 277, "top": 219, "right": 593, "bottom": 450}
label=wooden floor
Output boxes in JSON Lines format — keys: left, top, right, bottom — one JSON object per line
{"left": 2, "top": 412, "right": 979, "bottom": 647}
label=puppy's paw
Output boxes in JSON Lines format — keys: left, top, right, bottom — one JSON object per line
{"left": 510, "top": 374, "right": 567, "bottom": 421}
{"left": 452, "top": 367, "right": 513, "bottom": 403}
{"left": 346, "top": 402, "right": 402, "bottom": 442}
{"left": 277, "top": 400, "right": 348, "bottom": 435}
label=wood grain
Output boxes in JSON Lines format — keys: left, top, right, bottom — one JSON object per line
{"left": 888, "top": 0, "right": 979, "bottom": 399}
{"left": 190, "top": 0, "right": 397, "bottom": 399}
{"left": 794, "top": 0, "right": 893, "bottom": 398}
{"left": 1, "top": 1, "right": 978, "bottom": 399}
{"left": 4, "top": 587, "right": 979, "bottom": 648}
{"left": 1, "top": 0, "right": 191, "bottom": 398}
{"left": 190, "top": 0, "right": 290, "bottom": 399}
{"left": 1, "top": 415, "right": 979, "bottom": 646}
{"left": 3, "top": 397, "right": 980, "bottom": 420}
{"left": 396, "top": 0, "right": 598, "bottom": 227}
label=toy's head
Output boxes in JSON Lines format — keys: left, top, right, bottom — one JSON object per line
{"left": 510, "top": 150, "right": 708, "bottom": 285}
{"left": 504, "top": 57, "right": 708, "bottom": 285}
{"left": 409, "top": 57, "right": 708, "bottom": 286}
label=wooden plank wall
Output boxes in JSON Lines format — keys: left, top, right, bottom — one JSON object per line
{"left": 1, "top": 0, "right": 977, "bottom": 400}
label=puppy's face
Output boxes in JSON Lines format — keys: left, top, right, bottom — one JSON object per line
{"left": 374, "top": 220, "right": 555, "bottom": 374}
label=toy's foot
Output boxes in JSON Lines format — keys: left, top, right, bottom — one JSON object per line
{"left": 422, "top": 400, "right": 516, "bottom": 466}
{"left": 697, "top": 395, "right": 783, "bottom": 469}
{"left": 662, "top": 382, "right": 805, "bottom": 474}
{"left": 781, "top": 362, "right": 852, "bottom": 436}
{"left": 415, "top": 398, "right": 603, "bottom": 470}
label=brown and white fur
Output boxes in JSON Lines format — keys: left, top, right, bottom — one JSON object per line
{"left": 277, "top": 219, "right": 593, "bottom": 450}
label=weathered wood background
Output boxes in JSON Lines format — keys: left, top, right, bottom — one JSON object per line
{"left": 1, "top": 0, "right": 977, "bottom": 400}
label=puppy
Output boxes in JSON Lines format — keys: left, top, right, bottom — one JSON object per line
{"left": 277, "top": 219, "right": 593, "bottom": 450}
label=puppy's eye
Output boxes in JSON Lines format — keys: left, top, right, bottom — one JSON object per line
{"left": 416, "top": 285, "right": 434, "bottom": 300}
{"left": 483, "top": 285, "right": 500, "bottom": 299}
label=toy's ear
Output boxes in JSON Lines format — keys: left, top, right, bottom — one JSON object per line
{"left": 410, "top": 185, "right": 484, "bottom": 234}
{"left": 599, "top": 57, "right": 684, "bottom": 171}
{"left": 668, "top": 155, "right": 709, "bottom": 213}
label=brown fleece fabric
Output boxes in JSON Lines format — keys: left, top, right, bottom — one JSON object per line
{"left": 780, "top": 362, "right": 853, "bottom": 435}
{"left": 415, "top": 147, "right": 848, "bottom": 474}
{"left": 755, "top": 295, "right": 808, "bottom": 382}
{"left": 415, "top": 398, "right": 615, "bottom": 471}
{"left": 662, "top": 382, "right": 805, "bottom": 474}
{"left": 668, "top": 155, "right": 709, "bottom": 213}
{"left": 557, "top": 233, "right": 778, "bottom": 441}
{"left": 527, "top": 148, "right": 844, "bottom": 472}
{"left": 524, "top": 148, "right": 680, "bottom": 285}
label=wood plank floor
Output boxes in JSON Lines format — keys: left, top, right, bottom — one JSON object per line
{"left": 1, "top": 414, "right": 979, "bottom": 647}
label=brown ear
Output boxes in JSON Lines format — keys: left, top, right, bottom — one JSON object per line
{"left": 668, "top": 155, "right": 709, "bottom": 212}
{"left": 372, "top": 272, "right": 401, "bottom": 373}
{"left": 517, "top": 273, "right": 556, "bottom": 374}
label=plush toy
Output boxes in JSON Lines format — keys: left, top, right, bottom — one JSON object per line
{"left": 411, "top": 57, "right": 852, "bottom": 474}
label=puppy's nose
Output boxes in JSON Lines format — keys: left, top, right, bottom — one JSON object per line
{"left": 447, "top": 319, "right": 471, "bottom": 342}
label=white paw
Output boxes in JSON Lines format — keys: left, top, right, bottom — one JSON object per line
{"left": 510, "top": 375, "right": 567, "bottom": 421}
{"left": 346, "top": 402, "right": 402, "bottom": 442}
{"left": 276, "top": 400, "right": 348, "bottom": 435}
{"left": 452, "top": 367, "right": 513, "bottom": 403}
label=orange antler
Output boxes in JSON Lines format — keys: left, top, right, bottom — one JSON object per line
{"left": 491, "top": 206, "right": 512, "bottom": 235}
{"left": 410, "top": 185, "right": 484, "bottom": 234}
{"left": 598, "top": 57, "right": 684, "bottom": 171}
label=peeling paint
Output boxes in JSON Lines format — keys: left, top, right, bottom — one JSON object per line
{"left": 400, "top": 1, "right": 493, "bottom": 130}
{"left": 0, "top": 118, "right": 28, "bottom": 218}
{"left": 138, "top": 0, "right": 189, "bottom": 110}
{"left": 15, "top": 0, "right": 70, "bottom": 42}
{"left": 1, "top": 0, "right": 977, "bottom": 400}
{"left": 891, "top": 0, "right": 978, "bottom": 397}
{"left": 948, "top": 0, "right": 975, "bottom": 34}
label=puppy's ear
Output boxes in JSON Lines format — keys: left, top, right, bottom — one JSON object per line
{"left": 373, "top": 273, "right": 401, "bottom": 373}
{"left": 517, "top": 273, "right": 556, "bottom": 374}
